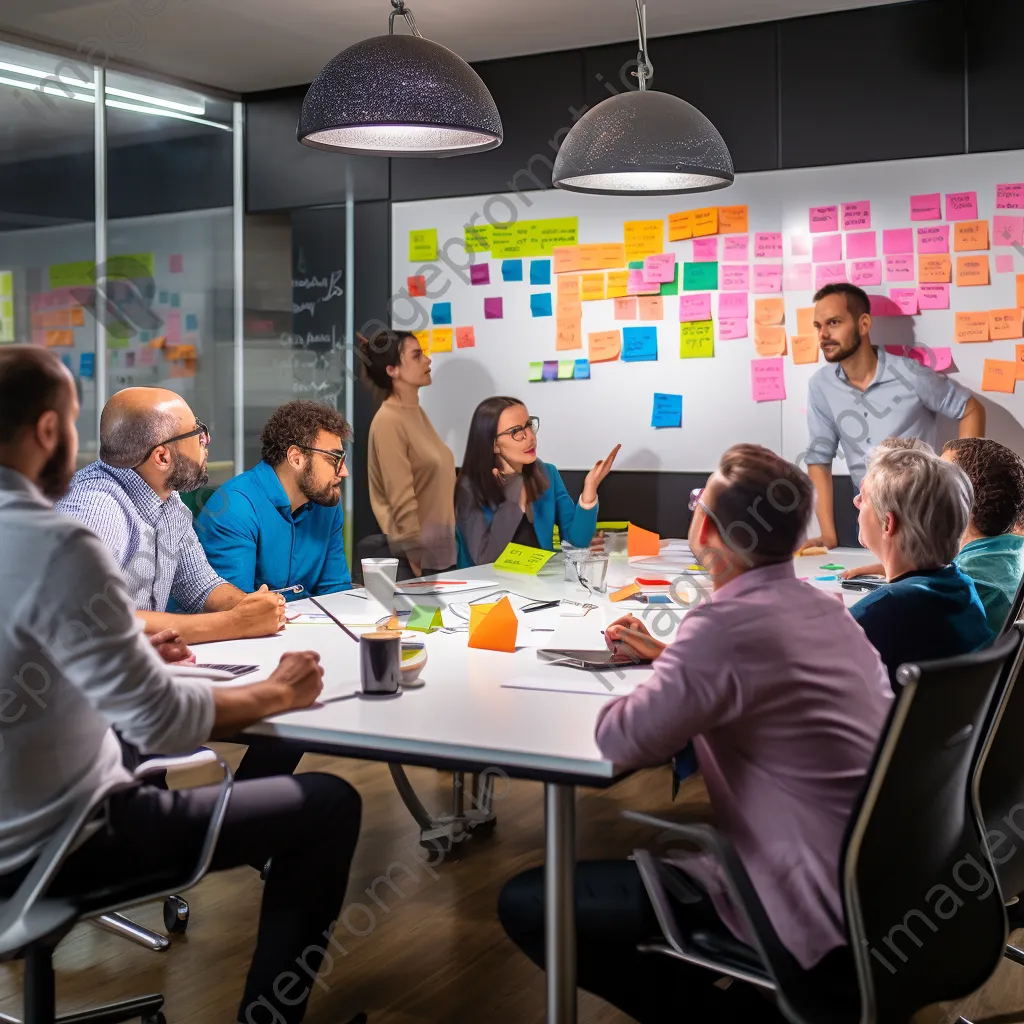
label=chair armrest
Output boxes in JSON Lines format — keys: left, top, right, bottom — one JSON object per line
{"left": 133, "top": 748, "right": 220, "bottom": 779}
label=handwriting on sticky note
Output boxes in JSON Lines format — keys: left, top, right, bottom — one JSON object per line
{"left": 890, "top": 289, "right": 919, "bottom": 315}
{"left": 812, "top": 233, "right": 842, "bottom": 262}
{"left": 754, "top": 233, "right": 783, "bottom": 259}
{"left": 918, "top": 284, "right": 950, "bottom": 310}
{"left": 719, "top": 319, "right": 748, "bottom": 340}
{"left": 580, "top": 273, "right": 605, "bottom": 301}
{"left": 791, "top": 334, "right": 819, "bottom": 364}
{"left": 954, "top": 220, "right": 989, "bottom": 252}
{"left": 557, "top": 274, "right": 580, "bottom": 297}
{"left": 751, "top": 357, "right": 786, "bottom": 402}
{"left": 945, "top": 191, "right": 978, "bottom": 221}
{"left": 456, "top": 326, "right": 475, "bottom": 348}
{"left": 845, "top": 232, "right": 877, "bottom": 259}
{"left": 723, "top": 235, "right": 749, "bottom": 261}
{"left": 885, "top": 256, "right": 914, "bottom": 281}
{"left": 692, "top": 237, "right": 719, "bottom": 262}
{"left": 956, "top": 256, "right": 989, "bottom": 286}
{"left": 679, "top": 293, "right": 712, "bottom": 322}
{"left": 614, "top": 297, "right": 637, "bottom": 320}
{"left": 910, "top": 193, "right": 941, "bottom": 221}
{"left": 679, "top": 321, "right": 714, "bottom": 358}
{"left": 718, "top": 205, "right": 748, "bottom": 234}
{"left": 989, "top": 309, "right": 1023, "bottom": 341}
{"left": 917, "top": 226, "right": 950, "bottom": 254}
{"left": 692, "top": 208, "right": 719, "bottom": 237}
{"left": 668, "top": 211, "right": 693, "bottom": 241}
{"left": 642, "top": 253, "right": 676, "bottom": 284}
{"left": 430, "top": 327, "right": 453, "bottom": 353}
{"left": 718, "top": 292, "right": 748, "bottom": 319}
{"left": 409, "top": 229, "right": 438, "bottom": 262}
{"left": 814, "top": 263, "right": 846, "bottom": 290}
{"left": 993, "top": 216, "right": 1024, "bottom": 247}
{"left": 622, "top": 326, "right": 658, "bottom": 362}
{"left": 552, "top": 247, "right": 581, "bottom": 274}
{"left": 408, "top": 275, "right": 427, "bottom": 297}
{"left": 588, "top": 330, "right": 621, "bottom": 362}
{"left": 556, "top": 320, "right": 582, "bottom": 350}
{"left": 465, "top": 223, "right": 491, "bottom": 252}
{"left": 754, "top": 324, "right": 786, "bottom": 356}
{"left": 624, "top": 220, "right": 665, "bottom": 260}
{"left": 651, "top": 393, "right": 683, "bottom": 428}
{"left": 850, "top": 260, "right": 882, "bottom": 286}
{"left": 955, "top": 312, "right": 989, "bottom": 343}
{"left": 683, "top": 262, "right": 718, "bottom": 291}
{"left": 753, "top": 265, "right": 783, "bottom": 293}
{"left": 982, "top": 360, "right": 1018, "bottom": 394}
{"left": 754, "top": 297, "right": 785, "bottom": 326}
{"left": 628, "top": 523, "right": 660, "bottom": 557}
{"left": 842, "top": 201, "right": 871, "bottom": 230}
{"left": 638, "top": 296, "right": 663, "bottom": 321}
{"left": 721, "top": 265, "right": 749, "bottom": 291}
{"left": 809, "top": 206, "right": 838, "bottom": 233}
{"left": 627, "top": 269, "right": 659, "bottom": 295}
{"left": 997, "top": 183, "right": 1024, "bottom": 209}
{"left": 919, "top": 255, "right": 952, "bottom": 283}
{"left": 606, "top": 270, "right": 629, "bottom": 298}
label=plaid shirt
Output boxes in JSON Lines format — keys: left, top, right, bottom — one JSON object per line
{"left": 55, "top": 462, "right": 225, "bottom": 613}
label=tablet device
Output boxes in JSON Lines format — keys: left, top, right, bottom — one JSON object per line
{"left": 537, "top": 649, "right": 618, "bottom": 668}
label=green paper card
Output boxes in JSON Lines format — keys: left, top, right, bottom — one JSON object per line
{"left": 683, "top": 261, "right": 718, "bottom": 291}
{"left": 409, "top": 229, "right": 439, "bottom": 262}
{"left": 660, "top": 265, "right": 680, "bottom": 296}
{"left": 494, "top": 542, "right": 557, "bottom": 575}
{"left": 407, "top": 606, "right": 444, "bottom": 632}
{"left": 557, "top": 360, "right": 574, "bottom": 379}
{"left": 528, "top": 361, "right": 543, "bottom": 382}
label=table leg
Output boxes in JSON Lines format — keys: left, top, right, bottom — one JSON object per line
{"left": 545, "top": 782, "right": 576, "bottom": 1024}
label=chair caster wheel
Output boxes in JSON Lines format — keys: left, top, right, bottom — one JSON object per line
{"left": 142, "top": 1013, "right": 167, "bottom": 1024}
{"left": 163, "top": 895, "right": 189, "bottom": 934}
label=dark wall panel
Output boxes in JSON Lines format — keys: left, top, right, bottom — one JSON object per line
{"left": 967, "top": 0, "right": 1024, "bottom": 153}
{"left": 780, "top": 0, "right": 965, "bottom": 168}
{"left": 583, "top": 23, "right": 779, "bottom": 173}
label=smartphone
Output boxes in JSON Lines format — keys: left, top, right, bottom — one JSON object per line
{"left": 840, "top": 577, "right": 887, "bottom": 593}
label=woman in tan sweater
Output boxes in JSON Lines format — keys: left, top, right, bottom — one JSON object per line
{"left": 362, "top": 329, "right": 456, "bottom": 578}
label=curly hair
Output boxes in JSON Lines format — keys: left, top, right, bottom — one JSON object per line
{"left": 260, "top": 400, "right": 352, "bottom": 466}
{"left": 943, "top": 438, "right": 1024, "bottom": 537}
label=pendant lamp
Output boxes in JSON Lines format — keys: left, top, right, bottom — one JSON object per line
{"left": 553, "top": 2, "right": 733, "bottom": 196}
{"left": 298, "top": 0, "right": 502, "bottom": 158}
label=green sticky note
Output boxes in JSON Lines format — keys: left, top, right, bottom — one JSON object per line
{"left": 494, "top": 542, "right": 557, "bottom": 575}
{"left": 683, "top": 261, "right": 718, "bottom": 291}
{"left": 464, "top": 223, "right": 491, "bottom": 252}
{"left": 819, "top": 563, "right": 846, "bottom": 571}
{"left": 557, "top": 360, "right": 574, "bottom": 379}
{"left": 528, "top": 361, "right": 543, "bottom": 382}
{"left": 660, "top": 264, "right": 680, "bottom": 296}
{"left": 407, "top": 606, "right": 443, "bottom": 632}
{"left": 48, "top": 260, "right": 95, "bottom": 290}
{"left": 628, "top": 260, "right": 644, "bottom": 270}
{"left": 680, "top": 321, "right": 714, "bottom": 358}
{"left": 409, "top": 229, "right": 439, "bottom": 262}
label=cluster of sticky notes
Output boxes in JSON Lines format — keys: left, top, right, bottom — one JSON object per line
{"left": 667, "top": 205, "right": 748, "bottom": 241}
{"left": 627, "top": 523, "right": 661, "bottom": 557}
{"left": 528, "top": 359, "right": 591, "bottom": 382}
{"left": 467, "top": 597, "right": 518, "bottom": 653}
{"left": 494, "top": 542, "right": 557, "bottom": 575}
{"left": 953, "top": 308, "right": 1023, "bottom": 345}
{"left": 651, "top": 393, "right": 682, "bottom": 428}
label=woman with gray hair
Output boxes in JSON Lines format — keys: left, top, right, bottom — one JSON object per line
{"left": 850, "top": 444, "right": 993, "bottom": 690}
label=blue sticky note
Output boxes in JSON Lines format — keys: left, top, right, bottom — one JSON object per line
{"left": 542, "top": 360, "right": 559, "bottom": 381}
{"left": 431, "top": 302, "right": 452, "bottom": 325}
{"left": 140, "top": 331, "right": 151, "bottom": 343}
{"left": 60, "top": 354, "right": 72, "bottom": 370}
{"left": 159, "top": 290, "right": 169, "bottom": 304}
{"left": 622, "top": 326, "right": 658, "bottom": 362}
{"left": 79, "top": 353, "right": 95, "bottom": 379}
{"left": 502, "top": 259, "right": 523, "bottom": 282}
{"left": 530, "top": 259, "right": 551, "bottom": 285}
{"left": 530, "top": 292, "right": 553, "bottom": 318}
{"left": 185, "top": 313, "right": 198, "bottom": 332}
{"left": 170, "top": 293, "right": 181, "bottom": 308}
{"left": 815, "top": 575, "right": 838, "bottom": 582}
{"left": 651, "top": 393, "right": 682, "bottom": 428}
{"left": 574, "top": 359, "right": 590, "bottom": 380}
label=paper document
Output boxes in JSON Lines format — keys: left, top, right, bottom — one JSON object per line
{"left": 501, "top": 673, "right": 645, "bottom": 697}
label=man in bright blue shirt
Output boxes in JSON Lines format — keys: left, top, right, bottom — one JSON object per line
{"left": 197, "top": 401, "right": 352, "bottom": 600}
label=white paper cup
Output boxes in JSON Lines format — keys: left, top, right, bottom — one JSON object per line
{"left": 362, "top": 557, "right": 399, "bottom": 612}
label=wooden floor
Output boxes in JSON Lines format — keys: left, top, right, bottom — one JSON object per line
{"left": 1, "top": 746, "right": 1022, "bottom": 1024}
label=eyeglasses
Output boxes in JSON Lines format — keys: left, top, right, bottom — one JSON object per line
{"left": 136, "top": 420, "right": 210, "bottom": 467}
{"left": 688, "top": 487, "right": 704, "bottom": 512}
{"left": 495, "top": 416, "right": 540, "bottom": 443}
{"left": 295, "top": 444, "right": 347, "bottom": 475}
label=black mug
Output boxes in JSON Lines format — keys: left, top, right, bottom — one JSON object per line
{"left": 359, "top": 631, "right": 401, "bottom": 695}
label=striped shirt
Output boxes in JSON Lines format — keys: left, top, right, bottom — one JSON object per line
{"left": 55, "top": 462, "right": 225, "bottom": 613}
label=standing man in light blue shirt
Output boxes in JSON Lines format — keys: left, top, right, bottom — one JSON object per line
{"left": 801, "top": 282, "right": 985, "bottom": 549}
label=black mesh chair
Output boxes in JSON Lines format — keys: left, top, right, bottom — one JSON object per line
{"left": 627, "top": 627, "right": 1024, "bottom": 1024}
{"left": 0, "top": 751, "right": 232, "bottom": 1024}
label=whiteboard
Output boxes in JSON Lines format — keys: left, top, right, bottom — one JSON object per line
{"left": 391, "top": 151, "right": 1024, "bottom": 474}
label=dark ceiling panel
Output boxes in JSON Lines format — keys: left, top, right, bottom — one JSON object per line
{"left": 967, "top": 0, "right": 1024, "bottom": 153}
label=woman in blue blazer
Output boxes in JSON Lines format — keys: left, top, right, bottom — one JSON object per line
{"left": 455, "top": 396, "right": 619, "bottom": 567}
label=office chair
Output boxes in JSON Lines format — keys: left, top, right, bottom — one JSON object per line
{"left": 0, "top": 750, "right": 232, "bottom": 1024}
{"left": 627, "top": 628, "right": 1023, "bottom": 1024}
{"left": 1002, "top": 572, "right": 1024, "bottom": 635}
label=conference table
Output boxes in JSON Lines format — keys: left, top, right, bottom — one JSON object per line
{"left": 193, "top": 545, "right": 877, "bottom": 1024}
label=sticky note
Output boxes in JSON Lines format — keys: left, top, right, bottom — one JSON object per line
{"left": 783, "top": 264, "right": 813, "bottom": 291}
{"left": 589, "top": 330, "right": 621, "bottom": 362}
{"left": 846, "top": 232, "right": 877, "bottom": 259}
{"left": 622, "top": 326, "right": 658, "bottom": 362}
{"left": 638, "top": 296, "right": 663, "bottom": 321}
{"left": 791, "top": 233, "right": 811, "bottom": 257}
{"left": 919, "top": 255, "right": 952, "bottom": 283}
{"left": 754, "top": 324, "right": 787, "bottom": 356}
{"left": 431, "top": 301, "right": 452, "bottom": 325}
{"left": 886, "top": 346, "right": 952, "bottom": 372}
{"left": 993, "top": 216, "right": 1024, "bottom": 247}
{"left": 408, "top": 275, "right": 427, "bottom": 297}
{"left": 997, "top": 183, "right": 1024, "bottom": 210}
{"left": 791, "top": 334, "right": 819, "bottom": 364}
{"left": 679, "top": 321, "right": 714, "bottom": 358}
{"left": 557, "top": 275, "right": 580, "bottom": 298}
{"left": 624, "top": 220, "right": 665, "bottom": 260}
{"left": 910, "top": 193, "right": 942, "bottom": 221}
{"left": 414, "top": 330, "right": 429, "bottom": 353}
{"left": 528, "top": 361, "right": 543, "bottom": 382}
{"left": 797, "top": 308, "right": 816, "bottom": 336}
{"left": 718, "top": 292, "right": 748, "bottom": 319}
{"left": 692, "top": 238, "right": 719, "bottom": 262}
{"left": 659, "top": 265, "right": 680, "bottom": 297}
{"left": 456, "top": 326, "right": 475, "bottom": 348}
{"left": 470, "top": 263, "right": 490, "bottom": 285}
{"left": 718, "top": 205, "right": 748, "bottom": 234}
{"left": 754, "top": 233, "right": 783, "bottom": 259}
{"left": 850, "top": 260, "right": 882, "bottom": 286}
{"left": 529, "top": 259, "right": 551, "bottom": 285}
{"left": 683, "top": 262, "right": 718, "bottom": 291}
{"left": 185, "top": 313, "right": 199, "bottom": 332}
{"left": 721, "top": 265, "right": 750, "bottom": 291}
{"left": 751, "top": 357, "right": 786, "bottom": 402}
{"left": 917, "top": 226, "right": 950, "bottom": 254}
{"left": 610, "top": 583, "right": 642, "bottom": 603}
{"left": 580, "top": 274, "right": 605, "bottom": 301}
{"left": 553, "top": 247, "right": 581, "bottom": 274}
{"left": 557, "top": 360, "right": 574, "bottom": 380}
{"left": 576, "top": 243, "right": 624, "bottom": 271}
{"left": 918, "top": 284, "right": 950, "bottom": 310}
{"left": 809, "top": 206, "right": 838, "bottom": 233}
{"left": 692, "top": 208, "right": 719, "bottom": 237}
{"left": 79, "top": 352, "right": 95, "bottom": 379}
{"left": 890, "top": 289, "right": 919, "bottom": 315}
{"left": 467, "top": 597, "right": 518, "bottom": 653}
{"left": 501, "top": 259, "right": 523, "bottom": 282}
{"left": 719, "top": 319, "right": 748, "bottom": 340}
{"left": 137, "top": 347, "right": 155, "bottom": 367}
{"left": 814, "top": 263, "right": 846, "bottom": 290}
{"left": 627, "top": 269, "right": 659, "bottom": 295}
{"left": 989, "top": 309, "right": 1023, "bottom": 340}
{"left": 170, "top": 294, "right": 181, "bottom": 308}
{"left": 574, "top": 359, "right": 590, "bottom": 380}
{"left": 408, "top": 606, "right": 444, "bottom": 632}
{"left": 484, "top": 297, "right": 503, "bottom": 319}
{"left": 955, "top": 312, "right": 990, "bottom": 343}
{"left": 1017, "top": 344, "right": 1024, "bottom": 380}
{"left": 542, "top": 360, "right": 559, "bottom": 381}
{"left": 996, "top": 255, "right": 1015, "bottom": 274}
{"left": 1019, "top": 275, "right": 1024, "bottom": 310}
{"left": 642, "top": 253, "right": 676, "bottom": 283}
{"left": 614, "top": 297, "right": 637, "bottom": 320}
{"left": 556, "top": 320, "right": 582, "bottom": 350}
{"left": 881, "top": 229, "right": 913, "bottom": 255}
{"left": 651, "top": 393, "right": 683, "bottom": 428}
{"left": 465, "top": 223, "right": 491, "bottom": 252}
{"left": 842, "top": 202, "right": 871, "bottom": 230}
{"left": 607, "top": 270, "right": 630, "bottom": 298}
{"left": 885, "top": 256, "right": 914, "bottom": 281}
{"left": 167, "top": 253, "right": 184, "bottom": 274}
{"left": 628, "top": 523, "right": 660, "bottom": 557}
{"left": 45, "top": 330, "right": 74, "bottom": 347}
{"left": 982, "top": 360, "right": 1017, "bottom": 394}
{"left": 556, "top": 295, "right": 582, "bottom": 320}
{"left": 754, "top": 297, "right": 785, "bottom": 326}
{"left": 723, "top": 235, "right": 749, "bottom": 261}
{"left": 668, "top": 211, "right": 694, "bottom": 241}
{"left": 945, "top": 192, "right": 978, "bottom": 221}
{"left": 954, "top": 220, "right": 989, "bottom": 252}
{"left": 409, "top": 229, "right": 438, "bottom": 262}
{"left": 812, "top": 234, "right": 843, "bottom": 262}
{"left": 956, "top": 256, "right": 989, "bottom": 286}
{"left": 166, "top": 310, "right": 181, "bottom": 344}
{"left": 679, "top": 294, "right": 712, "bottom": 322}
{"left": 530, "top": 293, "right": 553, "bottom": 317}
{"left": 430, "top": 328, "right": 453, "bottom": 353}
{"left": 753, "top": 265, "right": 783, "bottom": 293}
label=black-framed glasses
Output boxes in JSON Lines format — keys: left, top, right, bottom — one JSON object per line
{"left": 688, "top": 487, "right": 704, "bottom": 512}
{"left": 136, "top": 420, "right": 209, "bottom": 467}
{"left": 495, "top": 416, "right": 540, "bottom": 443}
{"left": 294, "top": 444, "right": 347, "bottom": 474}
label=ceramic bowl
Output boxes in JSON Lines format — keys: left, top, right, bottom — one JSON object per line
{"left": 400, "top": 643, "right": 427, "bottom": 687}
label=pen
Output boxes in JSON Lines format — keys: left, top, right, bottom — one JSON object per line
{"left": 270, "top": 585, "right": 304, "bottom": 595}
{"left": 522, "top": 599, "right": 560, "bottom": 613}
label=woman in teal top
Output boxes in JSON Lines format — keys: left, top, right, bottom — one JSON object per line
{"left": 455, "top": 396, "right": 619, "bottom": 567}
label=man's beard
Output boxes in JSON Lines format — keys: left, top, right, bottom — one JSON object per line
{"left": 167, "top": 448, "right": 209, "bottom": 493}
{"left": 39, "top": 434, "right": 74, "bottom": 500}
{"left": 299, "top": 463, "right": 341, "bottom": 507}
{"left": 822, "top": 327, "right": 863, "bottom": 363}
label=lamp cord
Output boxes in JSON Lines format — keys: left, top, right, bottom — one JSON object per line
{"left": 633, "top": 0, "right": 654, "bottom": 90}
{"left": 389, "top": 0, "right": 423, "bottom": 37}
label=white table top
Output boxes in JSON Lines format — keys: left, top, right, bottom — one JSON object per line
{"left": 193, "top": 546, "right": 877, "bottom": 785}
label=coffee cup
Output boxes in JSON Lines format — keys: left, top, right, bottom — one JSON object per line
{"left": 359, "top": 630, "right": 402, "bottom": 696}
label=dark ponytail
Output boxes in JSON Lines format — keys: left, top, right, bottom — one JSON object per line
{"left": 358, "top": 329, "right": 416, "bottom": 394}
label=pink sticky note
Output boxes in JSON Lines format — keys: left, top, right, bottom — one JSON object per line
{"left": 996, "top": 183, "right": 1024, "bottom": 210}
{"left": 718, "top": 292, "right": 749, "bottom": 319}
{"left": 869, "top": 295, "right": 904, "bottom": 317}
{"left": 945, "top": 191, "right": 978, "bottom": 221}
{"left": 885, "top": 256, "right": 914, "bottom": 281}
{"left": 910, "top": 193, "right": 942, "bottom": 221}
{"left": 614, "top": 297, "right": 637, "bottom": 320}
{"left": 882, "top": 228, "right": 914, "bottom": 255}
{"left": 814, "top": 262, "right": 846, "bottom": 290}
{"left": 138, "top": 347, "right": 155, "bottom": 367}
{"left": 889, "top": 288, "right": 919, "bottom": 315}
{"left": 751, "top": 357, "right": 786, "bottom": 402}
{"left": 790, "top": 233, "right": 811, "bottom": 257}
{"left": 993, "top": 215, "right": 1024, "bottom": 247}
{"left": 719, "top": 318, "right": 748, "bottom": 340}
{"left": 996, "top": 254, "right": 1015, "bottom": 274}
{"left": 809, "top": 206, "right": 838, "bottom": 233}
{"left": 917, "top": 283, "right": 950, "bottom": 310}
{"left": 169, "top": 254, "right": 184, "bottom": 274}
{"left": 692, "top": 238, "right": 719, "bottom": 262}
{"left": 643, "top": 253, "right": 677, "bottom": 283}
{"left": 845, "top": 232, "right": 877, "bottom": 259}
{"left": 850, "top": 260, "right": 882, "bottom": 286}
{"left": 166, "top": 310, "right": 181, "bottom": 344}
{"left": 754, "top": 233, "right": 783, "bottom": 259}
{"left": 783, "top": 263, "right": 813, "bottom": 291}
{"left": 842, "top": 201, "right": 871, "bottom": 231}
{"left": 627, "top": 269, "right": 659, "bottom": 295}
{"left": 723, "top": 235, "right": 749, "bottom": 261}
{"left": 484, "top": 296, "right": 503, "bottom": 318}
{"left": 721, "top": 265, "right": 750, "bottom": 291}
{"left": 928, "top": 347, "right": 953, "bottom": 372}
{"left": 753, "top": 265, "right": 783, "bottom": 293}
{"left": 886, "top": 346, "right": 951, "bottom": 372}
{"left": 917, "top": 225, "right": 950, "bottom": 254}
{"left": 811, "top": 234, "right": 842, "bottom": 263}
{"left": 471, "top": 263, "right": 490, "bottom": 285}
{"left": 456, "top": 326, "right": 476, "bottom": 348}
{"left": 679, "top": 294, "right": 712, "bottom": 322}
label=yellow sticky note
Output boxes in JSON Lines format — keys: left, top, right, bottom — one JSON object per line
{"left": 467, "top": 598, "right": 518, "bottom": 654}
{"left": 989, "top": 309, "right": 1023, "bottom": 341}
{"left": 493, "top": 543, "right": 556, "bottom": 575}
{"left": 627, "top": 523, "right": 660, "bottom": 557}
{"left": 754, "top": 298, "right": 785, "bottom": 326}
{"left": 589, "top": 330, "right": 622, "bottom": 362}
{"left": 717, "top": 205, "right": 749, "bottom": 234}
{"left": 0, "top": 271, "right": 11, "bottom": 298}
{"left": 679, "top": 321, "right": 714, "bottom": 358}
{"left": 956, "top": 256, "right": 989, "bottom": 287}
{"left": 953, "top": 220, "right": 989, "bottom": 252}
{"left": 624, "top": 220, "right": 665, "bottom": 261}
{"left": 981, "top": 360, "right": 1017, "bottom": 394}
{"left": 954, "top": 312, "right": 989, "bottom": 343}
{"left": 464, "top": 223, "right": 491, "bottom": 253}
{"left": 692, "top": 208, "right": 719, "bottom": 237}
{"left": 580, "top": 273, "right": 606, "bottom": 301}
{"left": 408, "top": 229, "right": 438, "bottom": 262}
{"left": 668, "top": 211, "right": 694, "bottom": 241}
{"left": 791, "top": 334, "right": 819, "bottom": 364}
{"left": 796, "top": 307, "right": 816, "bottom": 336}
{"left": 414, "top": 330, "right": 430, "bottom": 352}
{"left": 430, "top": 327, "right": 453, "bottom": 353}
{"left": 919, "top": 255, "right": 952, "bottom": 283}
{"left": 606, "top": 270, "right": 629, "bottom": 298}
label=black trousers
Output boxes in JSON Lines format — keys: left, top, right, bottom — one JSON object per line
{"left": 3, "top": 773, "right": 361, "bottom": 1024}
{"left": 499, "top": 859, "right": 847, "bottom": 1024}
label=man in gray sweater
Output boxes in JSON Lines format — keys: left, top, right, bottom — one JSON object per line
{"left": 0, "top": 346, "right": 361, "bottom": 1024}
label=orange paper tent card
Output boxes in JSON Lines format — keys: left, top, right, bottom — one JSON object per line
{"left": 467, "top": 597, "right": 518, "bottom": 653}
{"left": 610, "top": 582, "right": 642, "bottom": 603}
{"left": 627, "top": 523, "right": 661, "bottom": 557}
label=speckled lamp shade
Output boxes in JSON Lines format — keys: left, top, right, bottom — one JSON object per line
{"left": 298, "top": 34, "right": 502, "bottom": 158}
{"left": 552, "top": 90, "right": 734, "bottom": 196}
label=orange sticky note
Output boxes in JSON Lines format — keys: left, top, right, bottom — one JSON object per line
{"left": 953, "top": 220, "right": 989, "bottom": 252}
{"left": 556, "top": 296, "right": 582, "bottom": 320}
{"left": 610, "top": 582, "right": 641, "bottom": 603}
{"left": 598, "top": 243, "right": 626, "bottom": 269}
{"left": 1015, "top": 343, "right": 1024, "bottom": 380}
{"left": 624, "top": 220, "right": 665, "bottom": 260}
{"left": 455, "top": 326, "right": 475, "bottom": 348}
{"left": 1018, "top": 274, "right": 1024, "bottom": 311}
{"left": 45, "top": 329, "right": 74, "bottom": 347}
{"left": 989, "top": 309, "right": 1023, "bottom": 341}
{"left": 668, "top": 211, "right": 694, "bottom": 241}
{"left": 580, "top": 273, "right": 606, "bottom": 301}
{"left": 692, "top": 208, "right": 719, "bottom": 237}
{"left": 627, "top": 522, "right": 660, "bottom": 557}
{"left": 954, "top": 312, "right": 989, "bottom": 343}
{"left": 69, "top": 307, "right": 85, "bottom": 327}
{"left": 754, "top": 324, "right": 787, "bottom": 356}
{"left": 575, "top": 245, "right": 605, "bottom": 272}
{"left": 981, "top": 360, "right": 1018, "bottom": 394}
{"left": 467, "top": 596, "right": 518, "bottom": 653}
{"left": 553, "top": 247, "right": 582, "bottom": 274}
{"left": 638, "top": 296, "right": 663, "bottom": 321}
{"left": 588, "top": 330, "right": 621, "bottom": 362}
{"left": 556, "top": 320, "right": 582, "bottom": 351}
{"left": 796, "top": 307, "right": 816, "bottom": 336}
{"left": 956, "top": 256, "right": 989, "bottom": 286}
{"left": 556, "top": 275, "right": 580, "bottom": 298}
{"left": 919, "top": 255, "right": 952, "bottom": 283}
{"left": 791, "top": 334, "right": 819, "bottom": 364}
{"left": 606, "top": 270, "right": 629, "bottom": 298}
{"left": 150, "top": 335, "right": 166, "bottom": 349}
{"left": 614, "top": 297, "right": 637, "bottom": 320}
{"left": 717, "top": 205, "right": 749, "bottom": 234}
{"left": 754, "top": 297, "right": 785, "bottom": 326}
